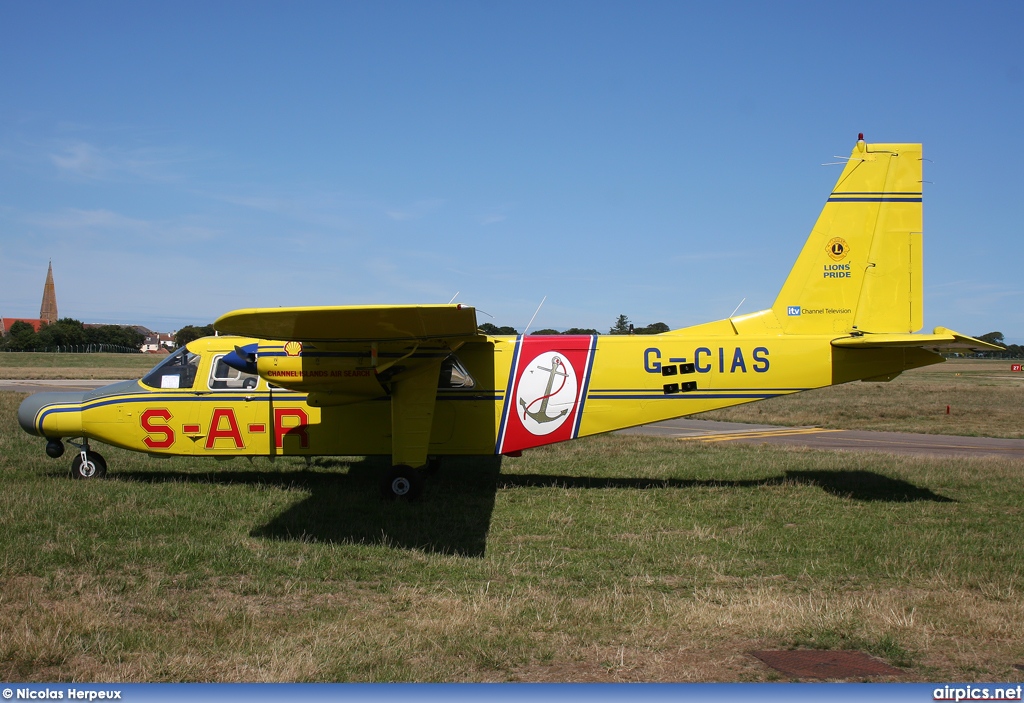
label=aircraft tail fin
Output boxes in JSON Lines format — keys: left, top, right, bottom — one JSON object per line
{"left": 772, "top": 137, "right": 923, "bottom": 335}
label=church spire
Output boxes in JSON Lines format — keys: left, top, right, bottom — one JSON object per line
{"left": 40, "top": 261, "right": 58, "bottom": 325}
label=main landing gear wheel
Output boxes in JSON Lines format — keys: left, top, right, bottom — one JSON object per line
{"left": 380, "top": 465, "right": 424, "bottom": 501}
{"left": 70, "top": 451, "right": 107, "bottom": 480}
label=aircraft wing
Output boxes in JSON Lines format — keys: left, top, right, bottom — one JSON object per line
{"left": 214, "top": 304, "right": 479, "bottom": 343}
{"left": 831, "top": 327, "right": 1003, "bottom": 352}
{"left": 215, "top": 305, "right": 481, "bottom": 471}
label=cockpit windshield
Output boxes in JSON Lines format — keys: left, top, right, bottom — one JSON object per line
{"left": 141, "top": 347, "right": 201, "bottom": 390}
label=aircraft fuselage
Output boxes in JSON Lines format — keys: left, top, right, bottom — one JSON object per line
{"left": 19, "top": 329, "right": 938, "bottom": 460}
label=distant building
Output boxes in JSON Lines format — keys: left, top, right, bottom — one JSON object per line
{"left": 0, "top": 318, "right": 45, "bottom": 335}
{"left": 142, "top": 332, "right": 175, "bottom": 353}
{"left": 1, "top": 263, "right": 56, "bottom": 336}
{"left": 0, "top": 261, "right": 58, "bottom": 337}
{"left": 40, "top": 261, "right": 58, "bottom": 324}
{"left": 1, "top": 263, "right": 172, "bottom": 348}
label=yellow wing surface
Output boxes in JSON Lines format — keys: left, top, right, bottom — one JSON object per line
{"left": 215, "top": 304, "right": 479, "bottom": 343}
{"left": 214, "top": 304, "right": 481, "bottom": 473}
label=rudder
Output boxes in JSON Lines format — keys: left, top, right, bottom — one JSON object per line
{"left": 772, "top": 137, "right": 923, "bottom": 335}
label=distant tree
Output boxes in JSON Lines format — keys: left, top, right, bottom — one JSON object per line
{"left": 0, "top": 321, "right": 40, "bottom": 351}
{"left": 564, "top": 328, "right": 599, "bottom": 335}
{"left": 609, "top": 315, "right": 632, "bottom": 335}
{"left": 478, "top": 322, "right": 519, "bottom": 335}
{"left": 635, "top": 322, "right": 670, "bottom": 335}
{"left": 530, "top": 328, "right": 561, "bottom": 335}
{"left": 86, "top": 325, "right": 145, "bottom": 350}
{"left": 174, "top": 324, "right": 216, "bottom": 348}
{"left": 37, "top": 318, "right": 86, "bottom": 349}
{"left": 977, "top": 331, "right": 1006, "bottom": 347}
{"left": 970, "top": 331, "right": 1007, "bottom": 358}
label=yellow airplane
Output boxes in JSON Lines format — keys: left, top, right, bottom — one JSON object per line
{"left": 18, "top": 136, "right": 999, "bottom": 498}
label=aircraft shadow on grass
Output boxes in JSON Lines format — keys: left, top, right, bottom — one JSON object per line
{"left": 115, "top": 455, "right": 504, "bottom": 557}
{"left": 113, "top": 464, "right": 952, "bottom": 557}
{"left": 499, "top": 470, "right": 955, "bottom": 504}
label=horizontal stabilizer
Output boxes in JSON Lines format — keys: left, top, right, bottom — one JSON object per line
{"left": 215, "top": 304, "right": 479, "bottom": 343}
{"left": 831, "top": 327, "right": 1002, "bottom": 352}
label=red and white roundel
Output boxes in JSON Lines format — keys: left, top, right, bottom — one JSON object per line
{"left": 515, "top": 351, "right": 578, "bottom": 436}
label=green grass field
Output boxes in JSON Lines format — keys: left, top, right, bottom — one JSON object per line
{"left": 1, "top": 389, "right": 1022, "bottom": 682}
{"left": 0, "top": 352, "right": 158, "bottom": 380}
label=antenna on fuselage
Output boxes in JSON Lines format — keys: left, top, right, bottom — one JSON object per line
{"left": 522, "top": 296, "right": 547, "bottom": 336}
{"left": 447, "top": 291, "right": 461, "bottom": 304}
{"left": 729, "top": 297, "right": 746, "bottom": 318}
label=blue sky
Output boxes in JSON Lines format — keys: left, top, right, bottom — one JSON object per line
{"left": 1, "top": 1, "right": 1022, "bottom": 342}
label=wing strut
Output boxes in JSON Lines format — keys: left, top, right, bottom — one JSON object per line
{"left": 389, "top": 357, "right": 445, "bottom": 469}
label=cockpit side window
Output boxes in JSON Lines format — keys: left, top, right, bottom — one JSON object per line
{"left": 209, "top": 355, "right": 260, "bottom": 390}
{"left": 141, "top": 347, "right": 201, "bottom": 390}
{"left": 438, "top": 354, "right": 476, "bottom": 389}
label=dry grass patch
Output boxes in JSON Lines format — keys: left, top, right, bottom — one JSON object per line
{"left": 5, "top": 571, "right": 1021, "bottom": 682}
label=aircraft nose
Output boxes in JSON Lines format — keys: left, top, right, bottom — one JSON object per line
{"left": 18, "top": 391, "right": 86, "bottom": 437}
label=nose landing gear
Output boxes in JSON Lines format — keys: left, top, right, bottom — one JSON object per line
{"left": 71, "top": 451, "right": 107, "bottom": 479}
{"left": 60, "top": 438, "right": 107, "bottom": 479}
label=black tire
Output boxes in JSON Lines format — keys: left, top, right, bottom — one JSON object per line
{"left": 380, "top": 464, "right": 424, "bottom": 500}
{"left": 70, "top": 451, "right": 107, "bottom": 480}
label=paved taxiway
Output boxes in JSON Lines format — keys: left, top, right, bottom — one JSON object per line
{"left": 0, "top": 379, "right": 121, "bottom": 393}
{"left": 4, "top": 379, "right": 1022, "bottom": 459}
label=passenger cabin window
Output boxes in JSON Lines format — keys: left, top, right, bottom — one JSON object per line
{"left": 141, "top": 347, "right": 201, "bottom": 390}
{"left": 209, "top": 355, "right": 260, "bottom": 390}
{"left": 438, "top": 355, "right": 476, "bottom": 389}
